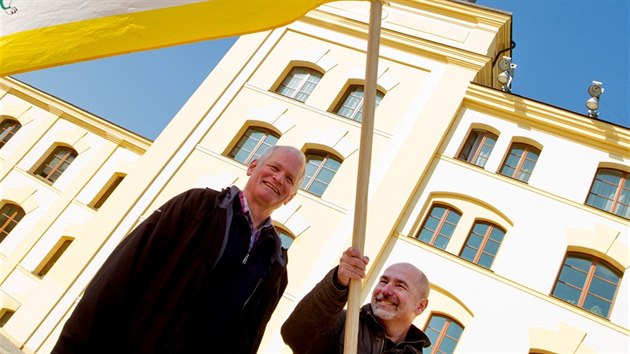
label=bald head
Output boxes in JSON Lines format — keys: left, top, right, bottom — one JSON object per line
{"left": 385, "top": 263, "right": 430, "bottom": 301}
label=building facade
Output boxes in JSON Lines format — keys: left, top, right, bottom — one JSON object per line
{"left": 1, "top": 1, "right": 628, "bottom": 353}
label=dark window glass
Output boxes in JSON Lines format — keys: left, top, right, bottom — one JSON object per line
{"left": 551, "top": 253, "right": 621, "bottom": 318}
{"left": 416, "top": 205, "right": 461, "bottom": 250}
{"left": 585, "top": 168, "right": 629, "bottom": 219}
{"left": 458, "top": 129, "right": 498, "bottom": 168}
{"left": 229, "top": 127, "right": 279, "bottom": 165}
{"left": 34, "top": 146, "right": 78, "bottom": 183}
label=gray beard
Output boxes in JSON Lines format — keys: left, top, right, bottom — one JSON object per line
{"left": 372, "top": 304, "right": 396, "bottom": 320}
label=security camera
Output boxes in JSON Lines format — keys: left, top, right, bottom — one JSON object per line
{"left": 498, "top": 56, "right": 512, "bottom": 72}
{"left": 587, "top": 81, "right": 604, "bottom": 98}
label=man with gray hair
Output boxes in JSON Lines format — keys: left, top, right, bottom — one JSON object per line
{"left": 282, "top": 247, "right": 431, "bottom": 353}
{"left": 54, "top": 145, "right": 306, "bottom": 354}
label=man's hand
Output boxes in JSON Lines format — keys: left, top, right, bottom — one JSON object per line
{"left": 336, "top": 247, "right": 370, "bottom": 287}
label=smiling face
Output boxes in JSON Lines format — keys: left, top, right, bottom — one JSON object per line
{"left": 370, "top": 263, "right": 429, "bottom": 327}
{"left": 243, "top": 146, "right": 305, "bottom": 216}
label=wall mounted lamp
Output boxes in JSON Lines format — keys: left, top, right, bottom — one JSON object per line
{"left": 586, "top": 81, "right": 604, "bottom": 118}
{"left": 497, "top": 56, "right": 517, "bottom": 92}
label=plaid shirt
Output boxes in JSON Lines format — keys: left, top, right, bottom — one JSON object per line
{"left": 239, "top": 191, "right": 273, "bottom": 252}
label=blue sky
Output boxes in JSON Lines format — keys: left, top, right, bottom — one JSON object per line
{"left": 13, "top": 0, "right": 629, "bottom": 140}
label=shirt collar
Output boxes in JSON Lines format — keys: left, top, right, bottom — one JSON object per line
{"left": 239, "top": 191, "right": 273, "bottom": 231}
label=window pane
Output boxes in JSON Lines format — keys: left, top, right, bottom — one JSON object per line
{"left": 301, "top": 153, "right": 341, "bottom": 197}
{"left": 552, "top": 254, "right": 621, "bottom": 318}
{"left": 0, "top": 119, "right": 21, "bottom": 148}
{"left": 586, "top": 168, "right": 629, "bottom": 219}
{"left": 416, "top": 205, "right": 460, "bottom": 249}
{"left": 229, "top": 127, "right": 279, "bottom": 165}
{"left": 583, "top": 294, "right": 611, "bottom": 317}
{"left": 276, "top": 67, "right": 322, "bottom": 102}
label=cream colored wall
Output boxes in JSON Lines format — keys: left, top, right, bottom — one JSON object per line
{"left": 3, "top": 1, "right": 628, "bottom": 353}
{"left": 0, "top": 77, "right": 149, "bottom": 352}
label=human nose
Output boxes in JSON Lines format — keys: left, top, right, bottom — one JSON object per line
{"left": 380, "top": 282, "right": 394, "bottom": 296}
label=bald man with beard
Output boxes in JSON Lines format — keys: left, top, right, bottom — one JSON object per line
{"left": 282, "top": 247, "right": 431, "bottom": 353}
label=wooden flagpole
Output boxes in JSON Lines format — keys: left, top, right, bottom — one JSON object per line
{"left": 343, "top": 1, "right": 382, "bottom": 353}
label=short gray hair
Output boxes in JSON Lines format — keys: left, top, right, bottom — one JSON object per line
{"left": 255, "top": 145, "right": 307, "bottom": 186}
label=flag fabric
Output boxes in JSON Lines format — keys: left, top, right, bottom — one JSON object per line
{"left": 0, "top": 0, "right": 342, "bottom": 76}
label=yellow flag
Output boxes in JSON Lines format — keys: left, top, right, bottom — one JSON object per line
{"left": 0, "top": 0, "right": 344, "bottom": 76}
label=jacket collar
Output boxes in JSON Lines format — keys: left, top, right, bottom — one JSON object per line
{"left": 362, "top": 304, "right": 431, "bottom": 349}
{"left": 216, "top": 186, "right": 287, "bottom": 267}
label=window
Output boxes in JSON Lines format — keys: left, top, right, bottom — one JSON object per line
{"left": 276, "top": 67, "right": 323, "bottom": 102}
{"left": 416, "top": 205, "right": 461, "bottom": 250}
{"left": 34, "top": 146, "right": 78, "bottom": 183}
{"left": 0, "top": 309, "right": 15, "bottom": 327}
{"left": 424, "top": 314, "right": 464, "bottom": 354}
{"left": 0, "top": 203, "right": 25, "bottom": 243}
{"left": 35, "top": 238, "right": 73, "bottom": 277}
{"left": 276, "top": 227, "right": 295, "bottom": 249}
{"left": 0, "top": 119, "right": 21, "bottom": 149}
{"left": 457, "top": 129, "right": 498, "bottom": 167}
{"left": 91, "top": 174, "right": 125, "bottom": 209}
{"left": 585, "top": 168, "right": 629, "bottom": 219}
{"left": 229, "top": 127, "right": 279, "bottom": 165}
{"left": 551, "top": 253, "right": 621, "bottom": 318}
{"left": 499, "top": 143, "right": 540, "bottom": 182}
{"left": 459, "top": 221, "right": 505, "bottom": 269}
{"left": 334, "top": 84, "right": 384, "bottom": 122}
{"left": 301, "top": 152, "right": 341, "bottom": 197}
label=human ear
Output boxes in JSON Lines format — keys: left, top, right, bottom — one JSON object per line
{"left": 247, "top": 159, "right": 258, "bottom": 176}
{"left": 283, "top": 192, "right": 297, "bottom": 205}
{"left": 416, "top": 298, "right": 429, "bottom": 315}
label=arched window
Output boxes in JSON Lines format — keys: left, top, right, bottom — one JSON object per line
{"left": 229, "top": 127, "right": 280, "bottom": 165}
{"left": 34, "top": 146, "right": 78, "bottom": 183}
{"left": 0, "top": 203, "right": 25, "bottom": 243}
{"left": 334, "top": 84, "right": 384, "bottom": 122}
{"left": 276, "top": 67, "right": 323, "bottom": 102}
{"left": 585, "top": 168, "right": 629, "bottom": 219}
{"left": 424, "top": 314, "right": 464, "bottom": 354}
{"left": 0, "top": 119, "right": 21, "bottom": 149}
{"left": 551, "top": 253, "right": 621, "bottom": 318}
{"left": 459, "top": 221, "right": 505, "bottom": 269}
{"left": 457, "top": 129, "right": 498, "bottom": 168}
{"left": 415, "top": 204, "right": 461, "bottom": 250}
{"left": 275, "top": 226, "right": 295, "bottom": 249}
{"left": 499, "top": 142, "right": 540, "bottom": 183}
{"left": 301, "top": 151, "right": 341, "bottom": 197}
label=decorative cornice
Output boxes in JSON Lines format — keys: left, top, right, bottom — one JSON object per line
{"left": 0, "top": 77, "right": 151, "bottom": 153}
{"left": 464, "top": 83, "right": 630, "bottom": 157}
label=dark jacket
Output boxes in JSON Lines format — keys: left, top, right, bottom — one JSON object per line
{"left": 282, "top": 268, "right": 430, "bottom": 354}
{"left": 52, "top": 186, "right": 288, "bottom": 354}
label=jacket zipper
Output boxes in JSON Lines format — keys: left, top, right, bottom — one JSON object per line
{"left": 242, "top": 278, "right": 263, "bottom": 314}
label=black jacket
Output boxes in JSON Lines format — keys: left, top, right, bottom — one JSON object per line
{"left": 53, "top": 186, "right": 288, "bottom": 354}
{"left": 282, "top": 268, "right": 430, "bottom": 354}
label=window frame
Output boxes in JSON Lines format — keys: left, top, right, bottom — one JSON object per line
{"left": 90, "top": 174, "right": 126, "bottom": 209}
{"left": 498, "top": 142, "right": 541, "bottom": 183}
{"left": 415, "top": 204, "right": 462, "bottom": 250}
{"left": 551, "top": 253, "right": 622, "bottom": 318}
{"left": 457, "top": 129, "right": 498, "bottom": 168}
{"left": 33, "top": 145, "right": 78, "bottom": 184}
{"left": 424, "top": 314, "right": 464, "bottom": 354}
{"left": 333, "top": 84, "right": 384, "bottom": 122}
{"left": 459, "top": 221, "right": 505, "bottom": 269}
{"left": 0, "top": 119, "right": 21, "bottom": 149}
{"left": 228, "top": 127, "right": 280, "bottom": 165}
{"left": 300, "top": 151, "right": 342, "bottom": 197}
{"left": 34, "top": 237, "right": 74, "bottom": 277}
{"left": 585, "top": 167, "right": 629, "bottom": 219}
{"left": 0, "top": 202, "right": 25, "bottom": 243}
{"left": 275, "top": 66, "right": 323, "bottom": 103}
